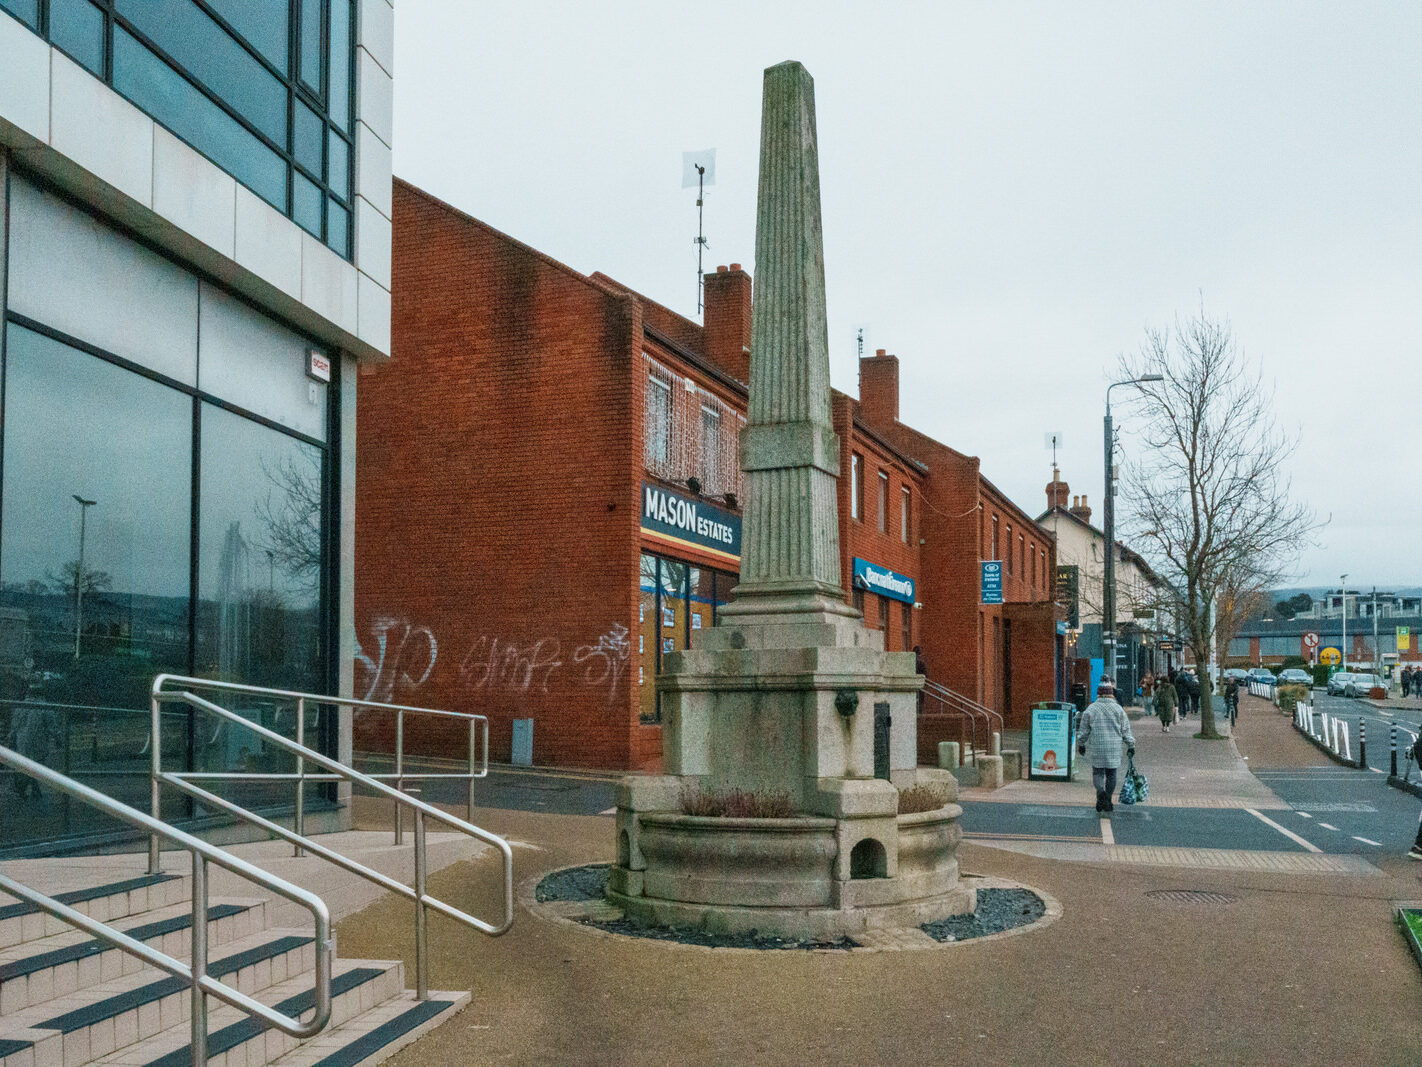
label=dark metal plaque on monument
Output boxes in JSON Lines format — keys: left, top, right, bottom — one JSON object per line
{"left": 873, "top": 702, "right": 891, "bottom": 781}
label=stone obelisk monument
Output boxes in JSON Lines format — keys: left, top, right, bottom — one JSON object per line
{"left": 609, "top": 61, "right": 970, "bottom": 937}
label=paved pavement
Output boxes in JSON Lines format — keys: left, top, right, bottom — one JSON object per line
{"left": 322, "top": 693, "right": 1422, "bottom": 1065}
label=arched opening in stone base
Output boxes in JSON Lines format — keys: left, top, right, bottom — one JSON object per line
{"left": 849, "top": 837, "right": 887, "bottom": 879}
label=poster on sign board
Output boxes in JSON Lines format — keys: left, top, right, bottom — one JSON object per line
{"left": 1028, "top": 704, "right": 1074, "bottom": 781}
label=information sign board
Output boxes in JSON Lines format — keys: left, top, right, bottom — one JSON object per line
{"left": 1319, "top": 646, "right": 1342, "bottom": 667}
{"left": 1028, "top": 703, "right": 1075, "bottom": 782}
{"left": 981, "top": 561, "right": 1004, "bottom": 605}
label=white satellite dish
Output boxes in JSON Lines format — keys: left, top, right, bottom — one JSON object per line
{"left": 682, "top": 149, "right": 716, "bottom": 188}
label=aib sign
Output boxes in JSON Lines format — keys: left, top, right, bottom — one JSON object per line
{"left": 981, "top": 561, "right": 1004, "bottom": 604}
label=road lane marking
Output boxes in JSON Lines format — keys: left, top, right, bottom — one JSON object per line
{"left": 1370, "top": 767, "right": 1385, "bottom": 774}
{"left": 1297, "top": 812, "right": 1312, "bottom": 818}
{"left": 1246, "top": 808, "right": 1322, "bottom": 853}
{"left": 1100, "top": 818, "right": 1114, "bottom": 846}
{"left": 1318, "top": 822, "right": 1340, "bottom": 831}
{"left": 1353, "top": 836, "right": 1381, "bottom": 846}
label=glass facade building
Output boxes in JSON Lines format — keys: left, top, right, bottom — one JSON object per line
{"left": 0, "top": 0, "right": 387, "bottom": 851}
{"left": 0, "top": 0, "right": 357, "bottom": 256}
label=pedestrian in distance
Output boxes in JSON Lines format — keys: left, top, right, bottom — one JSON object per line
{"left": 1224, "top": 676, "right": 1240, "bottom": 726}
{"left": 1077, "top": 681, "right": 1135, "bottom": 813}
{"left": 1142, "top": 672, "right": 1155, "bottom": 718}
{"left": 1185, "top": 669, "right": 1201, "bottom": 715}
{"left": 1174, "top": 670, "right": 1191, "bottom": 718}
{"left": 1404, "top": 666, "right": 1413, "bottom": 699}
{"left": 1154, "top": 673, "right": 1178, "bottom": 732}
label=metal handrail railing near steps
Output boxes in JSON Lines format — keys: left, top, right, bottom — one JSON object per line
{"left": 0, "top": 745, "right": 332, "bottom": 1067}
{"left": 147, "top": 674, "right": 490, "bottom": 853}
{"left": 149, "top": 676, "right": 514, "bottom": 1000}
{"left": 920, "top": 679, "right": 1004, "bottom": 765}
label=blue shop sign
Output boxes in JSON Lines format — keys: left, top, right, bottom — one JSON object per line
{"left": 641, "top": 482, "right": 742, "bottom": 562}
{"left": 981, "top": 560, "right": 1004, "bottom": 604}
{"left": 852, "top": 558, "right": 915, "bottom": 604}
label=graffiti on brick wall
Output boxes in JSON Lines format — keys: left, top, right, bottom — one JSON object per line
{"left": 459, "top": 635, "right": 564, "bottom": 696}
{"left": 354, "top": 616, "right": 439, "bottom": 704}
{"left": 573, "top": 623, "right": 630, "bottom": 705}
{"left": 356, "top": 616, "right": 630, "bottom": 705}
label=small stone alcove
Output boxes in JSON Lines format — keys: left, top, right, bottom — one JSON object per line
{"left": 849, "top": 837, "right": 888, "bottom": 879}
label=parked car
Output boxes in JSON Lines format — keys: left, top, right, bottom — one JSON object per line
{"left": 1223, "top": 668, "right": 1251, "bottom": 684}
{"left": 1248, "top": 668, "right": 1276, "bottom": 685}
{"left": 1278, "top": 668, "right": 1312, "bottom": 685}
{"left": 1342, "top": 673, "right": 1385, "bottom": 699}
{"left": 1326, "top": 671, "right": 1360, "bottom": 696}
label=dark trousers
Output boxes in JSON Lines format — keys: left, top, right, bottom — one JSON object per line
{"left": 1092, "top": 766, "right": 1118, "bottom": 811}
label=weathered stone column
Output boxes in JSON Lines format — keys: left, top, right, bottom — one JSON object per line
{"left": 720, "top": 61, "right": 855, "bottom": 624}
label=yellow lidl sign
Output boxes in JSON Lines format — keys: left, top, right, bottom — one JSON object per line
{"left": 1319, "top": 646, "right": 1342, "bottom": 666}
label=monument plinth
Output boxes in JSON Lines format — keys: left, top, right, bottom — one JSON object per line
{"left": 608, "top": 61, "right": 972, "bottom": 938}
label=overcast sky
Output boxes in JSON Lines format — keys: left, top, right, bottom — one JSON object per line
{"left": 392, "top": 1, "right": 1420, "bottom": 589}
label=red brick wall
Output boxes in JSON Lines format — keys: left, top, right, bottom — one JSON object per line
{"left": 701, "top": 266, "right": 752, "bottom": 384}
{"left": 858, "top": 350, "right": 899, "bottom": 428}
{"left": 357, "top": 181, "right": 647, "bottom": 769}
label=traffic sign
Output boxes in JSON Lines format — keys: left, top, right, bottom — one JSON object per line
{"left": 1302, "top": 631, "right": 1320, "bottom": 649}
{"left": 1319, "top": 646, "right": 1341, "bottom": 666}
{"left": 1400, "top": 627, "right": 1411, "bottom": 652}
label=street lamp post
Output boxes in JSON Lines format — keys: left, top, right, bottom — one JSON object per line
{"left": 1340, "top": 574, "right": 1348, "bottom": 673}
{"left": 72, "top": 495, "right": 96, "bottom": 660}
{"left": 1102, "top": 374, "right": 1162, "bottom": 689}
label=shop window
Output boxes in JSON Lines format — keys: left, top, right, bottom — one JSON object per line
{"left": 638, "top": 552, "right": 738, "bottom": 723}
{"left": 901, "top": 487, "right": 911, "bottom": 543}
{"left": 877, "top": 470, "right": 889, "bottom": 533}
{"left": 851, "top": 453, "right": 864, "bottom": 521}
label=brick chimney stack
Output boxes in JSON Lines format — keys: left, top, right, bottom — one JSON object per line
{"left": 858, "top": 347, "right": 900, "bottom": 429}
{"left": 1069, "top": 494, "right": 1092, "bottom": 524}
{"left": 1046, "top": 465, "right": 1069, "bottom": 511}
{"left": 702, "top": 263, "right": 752, "bottom": 384}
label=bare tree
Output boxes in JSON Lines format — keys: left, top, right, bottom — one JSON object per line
{"left": 46, "top": 560, "right": 112, "bottom": 600}
{"left": 1117, "top": 307, "right": 1323, "bottom": 738}
{"left": 255, "top": 451, "right": 323, "bottom": 596}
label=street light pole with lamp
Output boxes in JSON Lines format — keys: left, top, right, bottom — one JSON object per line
{"left": 1102, "top": 374, "right": 1163, "bottom": 689}
{"left": 1339, "top": 574, "right": 1348, "bottom": 673}
{"left": 72, "top": 494, "right": 96, "bottom": 660}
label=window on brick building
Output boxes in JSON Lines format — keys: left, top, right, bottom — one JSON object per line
{"left": 851, "top": 453, "right": 864, "bottom": 521}
{"left": 877, "top": 596, "right": 890, "bottom": 637}
{"left": 901, "top": 486, "right": 911, "bottom": 543}
{"left": 878, "top": 470, "right": 889, "bottom": 532}
{"left": 990, "top": 515, "right": 999, "bottom": 560}
{"left": 1030, "top": 542, "right": 1037, "bottom": 590}
{"left": 645, "top": 374, "right": 671, "bottom": 472}
{"left": 901, "top": 601, "right": 912, "bottom": 651}
{"left": 1005, "top": 523, "right": 1013, "bottom": 574}
{"left": 853, "top": 587, "right": 865, "bottom": 615}
{"left": 1018, "top": 534, "right": 1025, "bottom": 580}
{"left": 700, "top": 404, "right": 721, "bottom": 491}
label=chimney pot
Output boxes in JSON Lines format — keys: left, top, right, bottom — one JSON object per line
{"left": 716, "top": 265, "right": 728, "bottom": 273}
{"left": 729, "top": 262, "right": 741, "bottom": 271}
{"left": 876, "top": 348, "right": 887, "bottom": 357}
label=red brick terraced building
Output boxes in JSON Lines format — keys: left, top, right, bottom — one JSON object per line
{"left": 354, "top": 180, "right": 1059, "bottom": 770}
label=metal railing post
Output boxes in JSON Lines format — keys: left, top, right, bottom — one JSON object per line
{"left": 413, "top": 809, "right": 428, "bottom": 1001}
{"left": 394, "top": 711, "right": 405, "bottom": 846}
{"left": 468, "top": 718, "right": 477, "bottom": 827}
{"left": 294, "top": 697, "right": 306, "bottom": 858}
{"left": 191, "top": 853, "right": 209, "bottom": 1067}
{"left": 149, "top": 693, "right": 162, "bottom": 874}
{"left": 1392, "top": 725, "right": 1398, "bottom": 777}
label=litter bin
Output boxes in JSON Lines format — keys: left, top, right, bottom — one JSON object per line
{"left": 1070, "top": 683, "right": 1088, "bottom": 713}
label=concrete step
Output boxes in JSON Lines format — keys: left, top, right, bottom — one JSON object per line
{"left": 89, "top": 960, "right": 405, "bottom": 1067}
{"left": 0, "top": 877, "right": 188, "bottom": 952}
{"left": 268, "top": 990, "right": 470, "bottom": 1067}
{"left": 0, "top": 900, "right": 266, "bottom": 1016}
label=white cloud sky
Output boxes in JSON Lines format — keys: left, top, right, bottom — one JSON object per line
{"left": 393, "top": 0, "right": 1421, "bottom": 588}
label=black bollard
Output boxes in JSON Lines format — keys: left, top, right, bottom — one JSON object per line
{"left": 1358, "top": 717, "right": 1365, "bottom": 769}
{"left": 1392, "top": 724, "right": 1398, "bottom": 778}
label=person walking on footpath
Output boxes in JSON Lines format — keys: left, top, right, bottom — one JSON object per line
{"left": 1404, "top": 666, "right": 1413, "bottom": 699}
{"left": 1185, "top": 669, "right": 1201, "bottom": 715}
{"left": 1077, "top": 681, "right": 1135, "bottom": 813}
{"left": 1154, "top": 673, "right": 1178, "bottom": 732}
{"left": 1175, "top": 670, "right": 1191, "bottom": 718}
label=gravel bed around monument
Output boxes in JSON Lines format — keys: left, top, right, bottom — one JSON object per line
{"left": 920, "top": 888, "right": 1045, "bottom": 942}
{"left": 535, "top": 865, "right": 1049, "bottom": 950}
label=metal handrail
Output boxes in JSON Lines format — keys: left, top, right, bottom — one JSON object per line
{"left": 149, "top": 677, "right": 514, "bottom": 1000}
{"left": 0, "top": 745, "right": 332, "bottom": 1067}
{"left": 920, "top": 680, "right": 1004, "bottom": 766}
{"left": 148, "top": 675, "right": 490, "bottom": 851}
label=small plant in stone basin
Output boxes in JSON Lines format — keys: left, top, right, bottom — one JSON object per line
{"left": 897, "top": 784, "right": 949, "bottom": 814}
{"left": 680, "top": 786, "right": 796, "bottom": 818}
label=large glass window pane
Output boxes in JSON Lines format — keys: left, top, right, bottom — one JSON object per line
{"left": 196, "top": 405, "right": 325, "bottom": 810}
{"left": 50, "top": 0, "right": 105, "bottom": 76}
{"left": 293, "top": 171, "right": 322, "bottom": 237}
{"left": 114, "top": 27, "right": 287, "bottom": 210}
{"left": 327, "top": 127, "right": 349, "bottom": 199}
{"left": 0, "top": 0, "right": 38, "bottom": 29}
{"left": 8, "top": 176, "right": 199, "bottom": 386}
{"left": 660, "top": 560, "right": 687, "bottom": 655}
{"left": 0, "top": 325, "right": 192, "bottom": 847}
{"left": 116, "top": 0, "right": 287, "bottom": 143}
{"left": 325, "top": 200, "right": 348, "bottom": 258}
{"left": 638, "top": 554, "right": 657, "bottom": 723}
{"left": 328, "top": 0, "right": 351, "bottom": 129}
{"left": 298, "top": 0, "right": 323, "bottom": 93}
{"left": 204, "top": 0, "right": 288, "bottom": 74}
{"left": 293, "top": 98, "right": 323, "bottom": 174}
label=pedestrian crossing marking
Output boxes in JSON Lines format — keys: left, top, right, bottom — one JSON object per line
{"left": 1246, "top": 808, "right": 1323, "bottom": 853}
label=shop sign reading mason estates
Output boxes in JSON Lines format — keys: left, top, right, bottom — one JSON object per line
{"left": 641, "top": 482, "right": 742, "bottom": 563}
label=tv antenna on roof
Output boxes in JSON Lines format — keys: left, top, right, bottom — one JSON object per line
{"left": 1044, "top": 431, "right": 1063, "bottom": 473}
{"left": 682, "top": 149, "right": 716, "bottom": 314}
